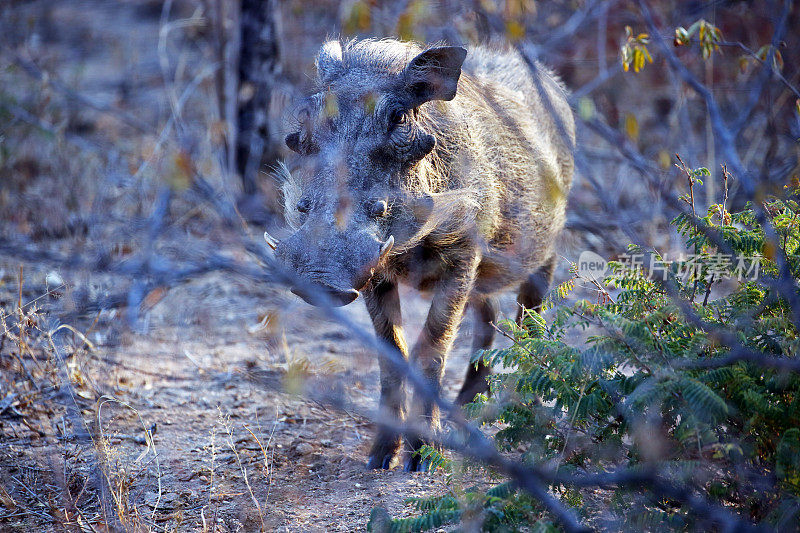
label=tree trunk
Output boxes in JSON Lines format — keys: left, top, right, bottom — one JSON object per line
{"left": 237, "top": 0, "right": 280, "bottom": 196}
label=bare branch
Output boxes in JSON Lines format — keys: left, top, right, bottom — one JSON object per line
{"left": 11, "top": 53, "right": 151, "bottom": 134}
{"left": 727, "top": 0, "right": 794, "bottom": 134}
{"left": 635, "top": 0, "right": 745, "bottom": 181}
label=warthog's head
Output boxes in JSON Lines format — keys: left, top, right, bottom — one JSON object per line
{"left": 268, "top": 40, "right": 467, "bottom": 306}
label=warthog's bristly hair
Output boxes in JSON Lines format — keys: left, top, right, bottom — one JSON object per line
{"left": 275, "top": 37, "right": 574, "bottom": 470}
{"left": 316, "top": 38, "right": 425, "bottom": 83}
{"left": 272, "top": 161, "right": 303, "bottom": 231}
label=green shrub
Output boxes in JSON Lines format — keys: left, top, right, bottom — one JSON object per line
{"left": 370, "top": 174, "right": 800, "bottom": 531}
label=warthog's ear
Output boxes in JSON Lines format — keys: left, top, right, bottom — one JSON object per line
{"left": 316, "top": 40, "right": 343, "bottom": 85}
{"left": 403, "top": 46, "right": 467, "bottom": 106}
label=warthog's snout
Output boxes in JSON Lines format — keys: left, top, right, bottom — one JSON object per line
{"left": 268, "top": 227, "right": 394, "bottom": 307}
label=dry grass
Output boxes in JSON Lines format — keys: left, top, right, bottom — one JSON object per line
{"left": 0, "top": 277, "right": 294, "bottom": 532}
{"left": 1, "top": 273, "right": 108, "bottom": 530}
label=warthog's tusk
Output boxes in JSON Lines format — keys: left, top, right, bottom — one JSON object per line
{"left": 379, "top": 235, "right": 394, "bottom": 260}
{"left": 263, "top": 231, "right": 279, "bottom": 250}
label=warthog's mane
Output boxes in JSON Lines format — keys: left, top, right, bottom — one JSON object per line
{"left": 316, "top": 38, "right": 423, "bottom": 81}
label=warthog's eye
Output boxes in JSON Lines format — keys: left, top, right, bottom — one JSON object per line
{"left": 368, "top": 199, "right": 388, "bottom": 218}
{"left": 388, "top": 108, "right": 407, "bottom": 131}
{"left": 297, "top": 198, "right": 312, "bottom": 214}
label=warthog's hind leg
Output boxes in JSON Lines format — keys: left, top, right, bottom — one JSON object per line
{"left": 364, "top": 278, "right": 409, "bottom": 469}
{"left": 456, "top": 255, "right": 556, "bottom": 407}
{"left": 515, "top": 255, "right": 557, "bottom": 323}
{"left": 455, "top": 295, "right": 498, "bottom": 406}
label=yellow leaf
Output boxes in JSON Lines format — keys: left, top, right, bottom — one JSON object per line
{"left": 625, "top": 113, "right": 639, "bottom": 143}
{"left": 283, "top": 357, "right": 311, "bottom": 395}
{"left": 396, "top": 13, "right": 414, "bottom": 41}
{"left": 396, "top": 0, "right": 427, "bottom": 42}
{"left": 168, "top": 151, "right": 193, "bottom": 191}
{"left": 479, "top": 0, "right": 497, "bottom": 13}
{"left": 658, "top": 150, "right": 672, "bottom": 169}
{"left": 762, "top": 240, "right": 776, "bottom": 261}
{"left": 362, "top": 91, "right": 378, "bottom": 114}
{"left": 578, "top": 97, "right": 596, "bottom": 121}
{"left": 505, "top": 20, "right": 525, "bottom": 42}
{"left": 634, "top": 50, "right": 644, "bottom": 72}
{"left": 774, "top": 50, "right": 784, "bottom": 71}
{"left": 739, "top": 56, "right": 749, "bottom": 74}
{"left": 505, "top": 0, "right": 524, "bottom": 18}
{"left": 674, "top": 27, "right": 689, "bottom": 46}
{"left": 324, "top": 91, "right": 339, "bottom": 118}
{"left": 343, "top": 1, "right": 371, "bottom": 34}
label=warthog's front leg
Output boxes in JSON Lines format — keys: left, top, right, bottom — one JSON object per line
{"left": 364, "top": 277, "right": 409, "bottom": 469}
{"left": 404, "top": 252, "right": 480, "bottom": 472}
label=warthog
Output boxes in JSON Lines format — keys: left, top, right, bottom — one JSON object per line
{"left": 268, "top": 38, "right": 574, "bottom": 471}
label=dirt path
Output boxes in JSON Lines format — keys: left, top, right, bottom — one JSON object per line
{"left": 99, "top": 272, "right": 517, "bottom": 532}
{"left": 0, "top": 257, "right": 528, "bottom": 531}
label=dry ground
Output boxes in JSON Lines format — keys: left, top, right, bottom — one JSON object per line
{"left": 0, "top": 250, "right": 542, "bottom": 532}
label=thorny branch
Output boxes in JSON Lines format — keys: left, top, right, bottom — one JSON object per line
{"left": 5, "top": 175, "right": 764, "bottom": 531}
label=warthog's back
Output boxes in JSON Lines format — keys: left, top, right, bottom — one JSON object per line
{"left": 436, "top": 45, "right": 575, "bottom": 280}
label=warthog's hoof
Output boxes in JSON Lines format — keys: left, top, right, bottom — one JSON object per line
{"left": 403, "top": 454, "right": 431, "bottom": 472}
{"left": 366, "top": 452, "right": 395, "bottom": 470}
{"left": 402, "top": 438, "right": 438, "bottom": 472}
{"left": 366, "top": 434, "right": 400, "bottom": 470}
